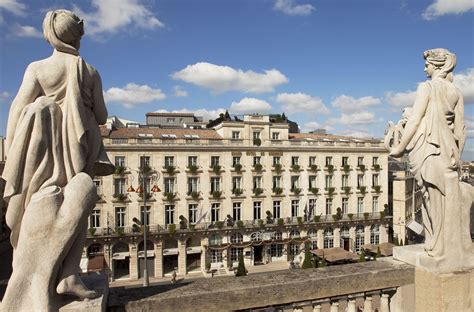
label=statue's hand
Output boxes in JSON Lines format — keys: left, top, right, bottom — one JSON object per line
{"left": 389, "top": 146, "right": 405, "bottom": 158}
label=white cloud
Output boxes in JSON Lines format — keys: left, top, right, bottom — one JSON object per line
{"left": 0, "top": 0, "right": 26, "bottom": 16}
{"left": 173, "top": 86, "right": 188, "bottom": 97}
{"left": 422, "top": 0, "right": 474, "bottom": 20}
{"left": 155, "top": 108, "right": 226, "bottom": 121}
{"left": 104, "top": 83, "right": 166, "bottom": 108}
{"left": 303, "top": 121, "right": 322, "bottom": 130}
{"left": 11, "top": 24, "right": 42, "bottom": 38}
{"left": 172, "top": 62, "right": 288, "bottom": 94}
{"left": 74, "top": 0, "right": 164, "bottom": 36}
{"left": 230, "top": 97, "right": 273, "bottom": 114}
{"left": 335, "top": 129, "right": 374, "bottom": 139}
{"left": 329, "top": 111, "right": 382, "bottom": 125}
{"left": 454, "top": 68, "right": 474, "bottom": 104}
{"left": 0, "top": 91, "right": 10, "bottom": 100}
{"left": 385, "top": 90, "right": 417, "bottom": 108}
{"left": 273, "top": 0, "right": 315, "bottom": 16}
{"left": 331, "top": 95, "right": 381, "bottom": 113}
{"left": 275, "top": 92, "right": 329, "bottom": 115}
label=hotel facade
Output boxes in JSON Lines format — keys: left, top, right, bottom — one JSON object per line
{"left": 84, "top": 114, "right": 390, "bottom": 280}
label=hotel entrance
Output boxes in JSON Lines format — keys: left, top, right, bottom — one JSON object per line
{"left": 253, "top": 245, "right": 263, "bottom": 265}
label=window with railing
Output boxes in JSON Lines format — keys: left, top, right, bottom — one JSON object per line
{"left": 342, "top": 198, "right": 349, "bottom": 214}
{"left": 325, "top": 175, "right": 333, "bottom": 188}
{"left": 273, "top": 156, "right": 281, "bottom": 165}
{"left": 164, "top": 178, "right": 175, "bottom": 193}
{"left": 141, "top": 205, "right": 151, "bottom": 225}
{"left": 140, "top": 156, "right": 151, "bottom": 168}
{"left": 211, "top": 203, "right": 220, "bottom": 222}
{"left": 253, "top": 176, "right": 262, "bottom": 189}
{"left": 211, "top": 177, "right": 221, "bottom": 192}
{"left": 188, "top": 156, "right": 198, "bottom": 167}
{"left": 342, "top": 156, "right": 349, "bottom": 166}
{"left": 291, "top": 176, "right": 300, "bottom": 190}
{"left": 371, "top": 224, "right": 380, "bottom": 245}
{"left": 230, "top": 232, "right": 243, "bottom": 244}
{"left": 164, "top": 205, "right": 174, "bottom": 225}
{"left": 90, "top": 209, "right": 100, "bottom": 228}
{"left": 309, "top": 156, "right": 316, "bottom": 166}
{"left": 188, "top": 204, "right": 198, "bottom": 223}
{"left": 232, "top": 131, "right": 241, "bottom": 140}
{"left": 291, "top": 200, "right": 299, "bottom": 217}
{"left": 232, "top": 156, "right": 241, "bottom": 166}
{"left": 357, "top": 197, "right": 364, "bottom": 214}
{"left": 272, "top": 132, "right": 280, "bottom": 140}
{"left": 115, "top": 207, "right": 125, "bottom": 227}
{"left": 325, "top": 156, "right": 333, "bottom": 166}
{"left": 372, "top": 196, "right": 379, "bottom": 213}
{"left": 291, "top": 156, "right": 299, "bottom": 166}
{"left": 187, "top": 177, "right": 198, "bottom": 194}
{"left": 253, "top": 156, "right": 261, "bottom": 165}
{"left": 355, "top": 225, "right": 365, "bottom": 252}
{"left": 357, "top": 174, "right": 364, "bottom": 188}
{"left": 342, "top": 175, "right": 349, "bottom": 188}
{"left": 273, "top": 176, "right": 281, "bottom": 189}
{"left": 372, "top": 174, "right": 379, "bottom": 187}
{"left": 209, "top": 234, "right": 222, "bottom": 246}
{"left": 114, "top": 178, "right": 126, "bottom": 195}
{"left": 253, "top": 201, "right": 262, "bottom": 220}
{"left": 164, "top": 156, "right": 174, "bottom": 167}
{"left": 273, "top": 201, "right": 281, "bottom": 219}
{"left": 326, "top": 198, "right": 333, "bottom": 215}
{"left": 309, "top": 176, "right": 317, "bottom": 189}
{"left": 115, "top": 156, "right": 125, "bottom": 167}
{"left": 232, "top": 176, "right": 242, "bottom": 191}
{"left": 233, "top": 202, "right": 241, "bottom": 221}
{"left": 357, "top": 157, "right": 364, "bottom": 166}
{"left": 210, "top": 156, "right": 220, "bottom": 166}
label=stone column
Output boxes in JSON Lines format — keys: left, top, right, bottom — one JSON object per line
{"left": 178, "top": 239, "right": 187, "bottom": 275}
{"left": 129, "top": 243, "right": 139, "bottom": 280}
{"left": 364, "top": 225, "right": 371, "bottom": 245}
{"left": 154, "top": 241, "right": 163, "bottom": 277}
{"left": 201, "top": 237, "right": 208, "bottom": 272}
{"left": 349, "top": 226, "right": 356, "bottom": 251}
{"left": 380, "top": 224, "right": 388, "bottom": 243}
{"left": 347, "top": 299, "right": 357, "bottom": 312}
{"left": 363, "top": 296, "right": 373, "bottom": 312}
{"left": 103, "top": 244, "right": 112, "bottom": 280}
{"left": 312, "top": 305, "right": 321, "bottom": 312}
{"left": 334, "top": 228, "right": 341, "bottom": 248}
{"left": 222, "top": 247, "right": 228, "bottom": 269}
{"left": 380, "top": 294, "right": 390, "bottom": 312}
{"left": 293, "top": 307, "right": 303, "bottom": 312}
{"left": 317, "top": 229, "right": 324, "bottom": 250}
{"left": 330, "top": 302, "right": 339, "bottom": 312}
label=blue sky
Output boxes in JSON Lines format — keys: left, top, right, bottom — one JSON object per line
{"left": 1, "top": 0, "right": 473, "bottom": 159}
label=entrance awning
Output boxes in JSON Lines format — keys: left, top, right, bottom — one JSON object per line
{"left": 311, "top": 247, "right": 359, "bottom": 262}
{"left": 112, "top": 252, "right": 130, "bottom": 260}
{"left": 87, "top": 255, "right": 104, "bottom": 272}
{"left": 406, "top": 220, "right": 424, "bottom": 235}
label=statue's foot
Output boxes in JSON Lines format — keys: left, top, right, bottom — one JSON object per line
{"left": 57, "top": 275, "right": 99, "bottom": 300}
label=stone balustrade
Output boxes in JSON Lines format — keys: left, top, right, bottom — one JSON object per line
{"left": 109, "top": 258, "right": 414, "bottom": 311}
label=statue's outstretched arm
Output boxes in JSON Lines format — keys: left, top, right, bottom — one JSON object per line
{"left": 91, "top": 69, "right": 107, "bottom": 125}
{"left": 5, "top": 64, "right": 41, "bottom": 154}
{"left": 389, "top": 82, "right": 430, "bottom": 157}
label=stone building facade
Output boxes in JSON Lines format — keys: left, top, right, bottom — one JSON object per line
{"left": 84, "top": 114, "right": 390, "bottom": 280}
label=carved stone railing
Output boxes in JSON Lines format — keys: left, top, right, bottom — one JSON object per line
{"left": 109, "top": 259, "right": 414, "bottom": 311}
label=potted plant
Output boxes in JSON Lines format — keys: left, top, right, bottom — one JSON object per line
{"left": 291, "top": 164, "right": 300, "bottom": 171}
{"left": 115, "top": 226, "right": 125, "bottom": 236}
{"left": 253, "top": 188, "right": 263, "bottom": 196}
{"left": 232, "top": 188, "right": 243, "bottom": 196}
{"left": 292, "top": 188, "right": 301, "bottom": 195}
{"left": 215, "top": 221, "right": 224, "bottom": 229}
{"left": 211, "top": 191, "right": 222, "bottom": 199}
{"left": 347, "top": 213, "right": 354, "bottom": 220}
{"left": 343, "top": 164, "right": 350, "bottom": 173}
{"left": 310, "top": 164, "right": 318, "bottom": 172}
{"left": 236, "top": 220, "right": 244, "bottom": 229}
{"left": 273, "top": 187, "right": 283, "bottom": 195}
{"left": 253, "top": 138, "right": 261, "bottom": 146}
{"left": 277, "top": 218, "right": 284, "bottom": 226}
{"left": 297, "top": 216, "right": 303, "bottom": 224}
{"left": 114, "top": 165, "right": 125, "bottom": 175}
{"left": 358, "top": 164, "right": 366, "bottom": 172}
{"left": 309, "top": 187, "right": 319, "bottom": 195}
{"left": 363, "top": 212, "right": 370, "bottom": 220}
{"left": 233, "top": 163, "right": 242, "bottom": 172}
{"left": 187, "top": 164, "right": 199, "bottom": 173}
{"left": 165, "top": 165, "right": 176, "bottom": 175}
{"left": 326, "top": 164, "right": 334, "bottom": 174}
{"left": 313, "top": 215, "right": 321, "bottom": 223}
{"left": 253, "top": 163, "right": 263, "bottom": 172}
{"left": 168, "top": 223, "right": 176, "bottom": 234}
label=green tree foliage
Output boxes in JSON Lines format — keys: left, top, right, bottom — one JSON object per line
{"left": 302, "top": 249, "right": 313, "bottom": 269}
{"left": 235, "top": 253, "right": 247, "bottom": 277}
{"left": 359, "top": 249, "right": 366, "bottom": 262}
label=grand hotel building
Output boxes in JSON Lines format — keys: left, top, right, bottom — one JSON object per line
{"left": 85, "top": 113, "right": 390, "bottom": 280}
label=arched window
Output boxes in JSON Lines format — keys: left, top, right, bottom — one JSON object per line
{"left": 355, "top": 225, "right": 365, "bottom": 253}
{"left": 209, "top": 234, "right": 222, "bottom": 246}
{"left": 307, "top": 228, "right": 317, "bottom": 239}
{"left": 323, "top": 228, "right": 334, "bottom": 249}
{"left": 210, "top": 249, "right": 223, "bottom": 263}
{"left": 87, "top": 244, "right": 103, "bottom": 257}
{"left": 370, "top": 224, "right": 380, "bottom": 245}
{"left": 138, "top": 240, "right": 154, "bottom": 251}
{"left": 230, "top": 232, "right": 243, "bottom": 244}
{"left": 340, "top": 226, "right": 350, "bottom": 238}
{"left": 290, "top": 229, "right": 300, "bottom": 239}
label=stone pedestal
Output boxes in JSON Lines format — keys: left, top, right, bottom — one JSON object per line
{"left": 59, "top": 273, "right": 109, "bottom": 312}
{"left": 154, "top": 242, "right": 163, "bottom": 277}
{"left": 415, "top": 268, "right": 473, "bottom": 312}
{"left": 178, "top": 240, "right": 187, "bottom": 275}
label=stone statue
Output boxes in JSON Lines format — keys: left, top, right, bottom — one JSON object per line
{"left": 1, "top": 9, "right": 114, "bottom": 311}
{"left": 386, "top": 48, "right": 474, "bottom": 272}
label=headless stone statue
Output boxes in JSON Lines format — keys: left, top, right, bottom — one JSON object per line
{"left": 386, "top": 48, "right": 474, "bottom": 273}
{"left": 1, "top": 9, "right": 114, "bottom": 311}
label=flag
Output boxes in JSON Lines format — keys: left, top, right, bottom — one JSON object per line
{"left": 196, "top": 205, "right": 212, "bottom": 224}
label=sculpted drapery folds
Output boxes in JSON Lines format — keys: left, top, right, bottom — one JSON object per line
{"left": 386, "top": 48, "right": 472, "bottom": 265}
{"left": 2, "top": 10, "right": 113, "bottom": 311}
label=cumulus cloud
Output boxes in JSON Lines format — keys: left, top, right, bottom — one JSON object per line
{"left": 454, "top": 68, "right": 474, "bottom": 104}
{"left": 104, "top": 83, "right": 166, "bottom": 108}
{"left": 11, "top": 24, "right": 42, "bottom": 38}
{"left": 230, "top": 97, "right": 273, "bottom": 114}
{"left": 276, "top": 92, "right": 329, "bottom": 115}
{"left": 74, "top": 0, "right": 164, "bottom": 36}
{"left": 0, "top": 0, "right": 26, "bottom": 16}
{"left": 155, "top": 108, "right": 226, "bottom": 121}
{"left": 331, "top": 95, "right": 381, "bottom": 113}
{"left": 303, "top": 121, "right": 322, "bottom": 130}
{"left": 172, "top": 62, "right": 288, "bottom": 94}
{"left": 422, "top": 0, "right": 474, "bottom": 20}
{"left": 329, "top": 111, "right": 382, "bottom": 125}
{"left": 335, "top": 129, "right": 374, "bottom": 139}
{"left": 273, "top": 0, "right": 315, "bottom": 16}
{"left": 385, "top": 90, "right": 417, "bottom": 108}
{"left": 173, "top": 86, "right": 188, "bottom": 97}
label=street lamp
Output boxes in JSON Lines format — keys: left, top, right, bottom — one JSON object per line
{"left": 128, "top": 169, "right": 160, "bottom": 287}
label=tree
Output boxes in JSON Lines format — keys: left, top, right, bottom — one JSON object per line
{"left": 359, "top": 249, "right": 366, "bottom": 262}
{"left": 302, "top": 249, "right": 313, "bottom": 269}
{"left": 376, "top": 246, "right": 382, "bottom": 259}
{"left": 235, "top": 253, "right": 247, "bottom": 277}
